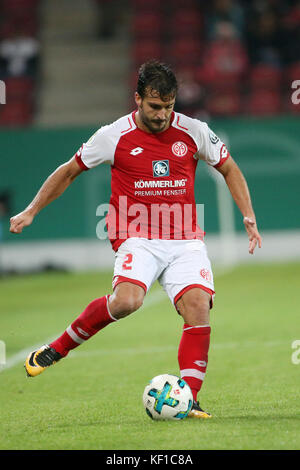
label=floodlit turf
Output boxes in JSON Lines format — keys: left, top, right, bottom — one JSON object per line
{"left": 0, "top": 263, "right": 299, "bottom": 450}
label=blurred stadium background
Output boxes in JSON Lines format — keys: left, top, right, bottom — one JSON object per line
{"left": 0, "top": 0, "right": 299, "bottom": 274}
{"left": 0, "top": 0, "right": 300, "bottom": 451}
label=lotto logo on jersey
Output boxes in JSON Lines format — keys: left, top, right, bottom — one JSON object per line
{"left": 172, "top": 141, "right": 188, "bottom": 157}
{"left": 130, "top": 147, "right": 144, "bottom": 156}
{"left": 152, "top": 160, "right": 169, "bottom": 177}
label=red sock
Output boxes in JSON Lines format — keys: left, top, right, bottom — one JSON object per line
{"left": 178, "top": 324, "right": 211, "bottom": 401}
{"left": 50, "top": 295, "right": 116, "bottom": 357}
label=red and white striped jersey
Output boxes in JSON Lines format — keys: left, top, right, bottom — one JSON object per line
{"left": 75, "top": 111, "right": 230, "bottom": 251}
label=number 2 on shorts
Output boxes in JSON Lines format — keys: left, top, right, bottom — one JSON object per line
{"left": 122, "top": 253, "right": 133, "bottom": 270}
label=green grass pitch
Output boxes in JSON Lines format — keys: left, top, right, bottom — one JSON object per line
{"left": 0, "top": 262, "right": 299, "bottom": 450}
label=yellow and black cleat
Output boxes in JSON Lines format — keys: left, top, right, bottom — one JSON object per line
{"left": 188, "top": 400, "right": 212, "bottom": 419}
{"left": 24, "top": 345, "right": 62, "bottom": 377}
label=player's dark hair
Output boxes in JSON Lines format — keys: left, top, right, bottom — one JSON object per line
{"left": 137, "top": 60, "right": 178, "bottom": 101}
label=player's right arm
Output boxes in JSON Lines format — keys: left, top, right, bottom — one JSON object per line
{"left": 10, "top": 156, "right": 83, "bottom": 234}
{"left": 10, "top": 117, "right": 124, "bottom": 234}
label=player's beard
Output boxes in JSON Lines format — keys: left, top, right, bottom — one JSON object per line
{"left": 139, "top": 107, "right": 169, "bottom": 133}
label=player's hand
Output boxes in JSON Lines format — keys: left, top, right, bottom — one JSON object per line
{"left": 10, "top": 211, "right": 34, "bottom": 234}
{"left": 243, "top": 217, "right": 262, "bottom": 255}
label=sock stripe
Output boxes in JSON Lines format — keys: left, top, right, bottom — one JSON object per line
{"left": 180, "top": 368, "right": 206, "bottom": 381}
{"left": 50, "top": 296, "right": 115, "bottom": 358}
{"left": 183, "top": 324, "right": 210, "bottom": 331}
{"left": 66, "top": 326, "right": 86, "bottom": 345}
{"left": 106, "top": 295, "right": 118, "bottom": 322}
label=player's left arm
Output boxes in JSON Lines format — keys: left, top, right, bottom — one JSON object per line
{"left": 216, "top": 156, "right": 262, "bottom": 254}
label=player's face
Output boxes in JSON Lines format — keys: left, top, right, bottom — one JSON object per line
{"left": 135, "top": 90, "right": 176, "bottom": 134}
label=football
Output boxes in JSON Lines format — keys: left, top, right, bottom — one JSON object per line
{"left": 143, "top": 374, "right": 193, "bottom": 420}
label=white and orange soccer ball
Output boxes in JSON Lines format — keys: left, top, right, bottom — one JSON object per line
{"left": 143, "top": 374, "right": 193, "bottom": 421}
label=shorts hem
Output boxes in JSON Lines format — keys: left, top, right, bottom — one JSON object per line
{"left": 174, "top": 284, "right": 215, "bottom": 309}
{"left": 112, "top": 275, "right": 147, "bottom": 293}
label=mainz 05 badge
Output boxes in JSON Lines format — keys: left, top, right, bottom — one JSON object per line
{"left": 172, "top": 141, "right": 188, "bottom": 157}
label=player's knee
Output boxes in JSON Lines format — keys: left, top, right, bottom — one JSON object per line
{"left": 120, "top": 294, "right": 143, "bottom": 316}
{"left": 176, "top": 289, "right": 211, "bottom": 325}
{"left": 187, "top": 297, "right": 209, "bottom": 315}
{"left": 185, "top": 303, "right": 209, "bottom": 325}
{"left": 109, "top": 287, "right": 144, "bottom": 319}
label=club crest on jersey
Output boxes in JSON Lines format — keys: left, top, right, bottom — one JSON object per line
{"left": 200, "top": 269, "right": 212, "bottom": 282}
{"left": 172, "top": 141, "right": 188, "bottom": 157}
{"left": 152, "top": 160, "right": 169, "bottom": 177}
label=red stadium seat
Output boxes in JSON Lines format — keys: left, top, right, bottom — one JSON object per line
{"left": 132, "top": 40, "right": 163, "bottom": 66}
{"left": 285, "top": 62, "right": 300, "bottom": 84}
{"left": 245, "top": 90, "right": 281, "bottom": 116}
{"left": 166, "top": 38, "right": 202, "bottom": 67}
{"left": 128, "top": 70, "right": 139, "bottom": 110}
{"left": 198, "top": 38, "right": 248, "bottom": 89}
{"left": 129, "top": 69, "right": 139, "bottom": 89}
{"left": 197, "top": 66, "right": 244, "bottom": 91}
{"left": 176, "top": 65, "right": 199, "bottom": 82}
{"left": 0, "top": 100, "right": 33, "bottom": 126}
{"left": 249, "top": 64, "right": 282, "bottom": 90}
{"left": 131, "top": 11, "right": 163, "bottom": 39}
{"left": 171, "top": 0, "right": 199, "bottom": 9}
{"left": 0, "top": 13, "right": 39, "bottom": 38}
{"left": 131, "top": 0, "right": 164, "bottom": 12}
{"left": 206, "top": 90, "right": 242, "bottom": 116}
{"left": 1, "top": 0, "right": 40, "bottom": 12}
{"left": 169, "top": 9, "right": 203, "bottom": 38}
{"left": 5, "top": 77, "right": 35, "bottom": 100}
{"left": 0, "top": 0, "right": 40, "bottom": 125}
{"left": 284, "top": 90, "right": 300, "bottom": 114}
{"left": 176, "top": 68, "right": 204, "bottom": 107}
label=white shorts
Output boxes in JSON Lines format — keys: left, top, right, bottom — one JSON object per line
{"left": 112, "top": 238, "right": 215, "bottom": 308}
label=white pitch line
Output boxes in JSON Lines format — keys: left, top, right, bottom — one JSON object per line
{"left": 0, "top": 288, "right": 167, "bottom": 373}
{"left": 69, "top": 345, "right": 177, "bottom": 359}
{"left": 67, "top": 339, "right": 287, "bottom": 360}
{"left": 1, "top": 268, "right": 236, "bottom": 374}
{"left": 2, "top": 336, "right": 287, "bottom": 372}
{"left": 2, "top": 336, "right": 56, "bottom": 371}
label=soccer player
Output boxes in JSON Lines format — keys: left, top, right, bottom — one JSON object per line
{"left": 10, "top": 61, "right": 262, "bottom": 419}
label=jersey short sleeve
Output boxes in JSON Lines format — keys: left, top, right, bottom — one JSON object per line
{"left": 75, "top": 123, "right": 118, "bottom": 170}
{"left": 75, "top": 125, "right": 115, "bottom": 170}
{"left": 74, "top": 114, "right": 136, "bottom": 170}
{"left": 195, "top": 121, "right": 230, "bottom": 168}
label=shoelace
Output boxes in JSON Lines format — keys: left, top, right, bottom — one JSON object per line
{"left": 35, "top": 348, "right": 61, "bottom": 367}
